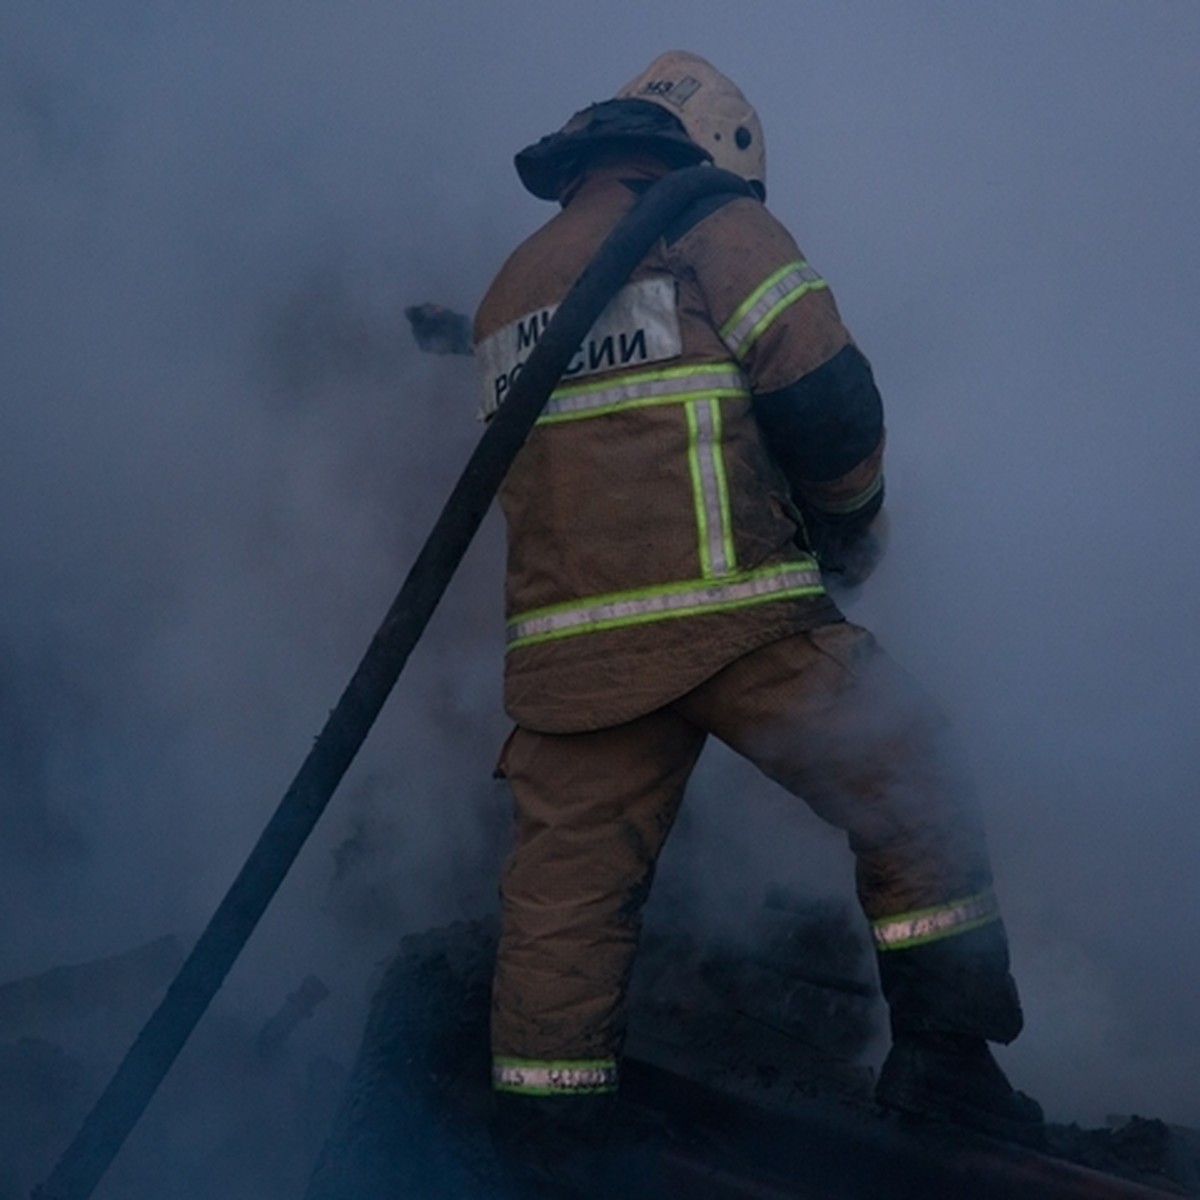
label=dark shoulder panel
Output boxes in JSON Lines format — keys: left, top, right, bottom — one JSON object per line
{"left": 753, "top": 344, "right": 883, "bottom": 483}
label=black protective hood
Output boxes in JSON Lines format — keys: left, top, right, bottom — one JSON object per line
{"left": 515, "top": 99, "right": 711, "bottom": 201}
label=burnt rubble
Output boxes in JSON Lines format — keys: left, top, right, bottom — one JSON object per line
{"left": 0, "top": 937, "right": 184, "bottom": 1044}
{"left": 3, "top": 939, "right": 342, "bottom": 1200}
{"left": 11, "top": 911, "right": 1198, "bottom": 1198}
{"left": 307, "top": 906, "right": 1200, "bottom": 1200}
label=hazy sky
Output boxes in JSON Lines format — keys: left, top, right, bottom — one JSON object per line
{"left": 3, "top": 0, "right": 1199, "bottom": 1144}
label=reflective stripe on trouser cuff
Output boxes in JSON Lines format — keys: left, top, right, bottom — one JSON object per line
{"left": 493, "top": 1057, "right": 619, "bottom": 1096}
{"left": 506, "top": 561, "right": 824, "bottom": 649}
{"left": 871, "top": 890, "right": 1001, "bottom": 952}
{"left": 719, "top": 260, "right": 828, "bottom": 359}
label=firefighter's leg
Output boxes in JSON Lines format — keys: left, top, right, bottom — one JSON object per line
{"left": 674, "top": 622, "right": 1041, "bottom": 1137}
{"left": 491, "top": 709, "right": 705, "bottom": 1177}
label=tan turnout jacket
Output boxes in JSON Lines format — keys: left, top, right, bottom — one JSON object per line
{"left": 474, "top": 161, "right": 877, "bottom": 732}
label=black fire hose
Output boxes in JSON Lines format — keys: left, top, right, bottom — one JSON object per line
{"left": 35, "top": 164, "right": 753, "bottom": 1200}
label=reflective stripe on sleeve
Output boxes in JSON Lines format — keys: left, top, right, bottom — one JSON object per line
{"left": 808, "top": 473, "right": 884, "bottom": 517}
{"left": 538, "top": 363, "right": 747, "bottom": 424}
{"left": 719, "top": 260, "right": 828, "bottom": 360}
{"left": 507, "top": 561, "right": 824, "bottom": 649}
{"left": 871, "top": 890, "right": 1001, "bottom": 952}
{"left": 493, "top": 1057, "right": 619, "bottom": 1096}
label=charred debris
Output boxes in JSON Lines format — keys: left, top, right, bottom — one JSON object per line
{"left": 1, "top": 939, "right": 338, "bottom": 1200}
{"left": 7, "top": 899, "right": 1199, "bottom": 1199}
{"left": 309, "top": 899, "right": 1200, "bottom": 1199}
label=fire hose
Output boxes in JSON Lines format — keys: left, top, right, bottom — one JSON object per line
{"left": 34, "top": 164, "right": 753, "bottom": 1200}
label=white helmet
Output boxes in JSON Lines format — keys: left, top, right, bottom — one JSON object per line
{"left": 615, "top": 51, "right": 766, "bottom": 196}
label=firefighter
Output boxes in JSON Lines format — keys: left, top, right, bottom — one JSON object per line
{"left": 473, "top": 51, "right": 1042, "bottom": 1171}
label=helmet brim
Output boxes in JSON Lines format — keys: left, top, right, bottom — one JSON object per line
{"left": 515, "top": 99, "right": 711, "bottom": 200}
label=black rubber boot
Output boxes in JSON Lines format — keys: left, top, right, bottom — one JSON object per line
{"left": 876, "top": 1031, "right": 1045, "bottom": 1146}
{"left": 492, "top": 1093, "right": 612, "bottom": 1197}
{"left": 491, "top": 1092, "right": 672, "bottom": 1198}
{"left": 874, "top": 921, "right": 1025, "bottom": 1046}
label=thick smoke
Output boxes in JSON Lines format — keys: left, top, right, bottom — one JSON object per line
{"left": 3, "top": 2, "right": 1199, "bottom": 1194}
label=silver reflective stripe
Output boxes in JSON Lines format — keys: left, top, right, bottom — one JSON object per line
{"left": 476, "top": 276, "right": 683, "bottom": 419}
{"left": 688, "top": 398, "right": 734, "bottom": 577}
{"left": 508, "top": 562, "right": 824, "bottom": 648}
{"left": 872, "top": 890, "right": 1001, "bottom": 952}
{"left": 493, "top": 1058, "right": 619, "bottom": 1096}
{"left": 720, "top": 261, "right": 827, "bottom": 359}
{"left": 540, "top": 365, "right": 747, "bottom": 423}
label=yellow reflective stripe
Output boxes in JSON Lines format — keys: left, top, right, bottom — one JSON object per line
{"left": 719, "top": 260, "right": 828, "bottom": 359}
{"left": 686, "top": 402, "right": 713, "bottom": 576}
{"left": 551, "top": 361, "right": 743, "bottom": 399}
{"left": 710, "top": 402, "right": 736, "bottom": 573}
{"left": 507, "top": 561, "right": 824, "bottom": 649}
{"left": 538, "top": 363, "right": 747, "bottom": 425}
{"left": 686, "top": 399, "right": 735, "bottom": 577}
{"left": 493, "top": 1057, "right": 619, "bottom": 1096}
{"left": 872, "top": 890, "right": 1001, "bottom": 952}
{"left": 811, "top": 474, "right": 884, "bottom": 517}
{"left": 721, "top": 261, "right": 799, "bottom": 336}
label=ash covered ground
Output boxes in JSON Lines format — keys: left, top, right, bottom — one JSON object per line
{"left": 10, "top": 899, "right": 1199, "bottom": 1199}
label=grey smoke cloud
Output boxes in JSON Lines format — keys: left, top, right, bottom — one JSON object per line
{"left": 2, "top": 4, "right": 1198, "bottom": 1190}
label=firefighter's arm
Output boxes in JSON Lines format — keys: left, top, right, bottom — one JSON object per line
{"left": 752, "top": 344, "right": 887, "bottom": 582}
{"left": 672, "top": 196, "right": 886, "bottom": 580}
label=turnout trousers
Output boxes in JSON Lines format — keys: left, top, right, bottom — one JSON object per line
{"left": 491, "top": 621, "right": 1023, "bottom": 1098}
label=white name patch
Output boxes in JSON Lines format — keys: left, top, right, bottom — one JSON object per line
{"left": 475, "top": 276, "right": 682, "bottom": 418}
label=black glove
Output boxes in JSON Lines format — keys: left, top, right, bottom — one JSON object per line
{"left": 805, "top": 510, "right": 888, "bottom": 589}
